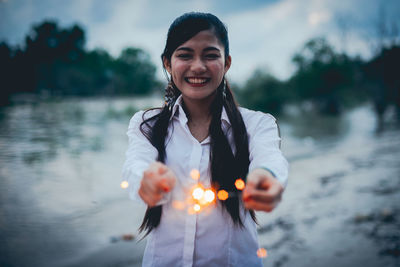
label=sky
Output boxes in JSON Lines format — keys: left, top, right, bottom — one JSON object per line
{"left": 1, "top": 0, "right": 399, "bottom": 84}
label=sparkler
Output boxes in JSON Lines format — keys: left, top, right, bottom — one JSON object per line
{"left": 256, "top": 248, "right": 268, "bottom": 258}
{"left": 121, "top": 170, "right": 266, "bottom": 260}
{"left": 189, "top": 185, "right": 215, "bottom": 213}
{"left": 120, "top": 169, "right": 248, "bottom": 214}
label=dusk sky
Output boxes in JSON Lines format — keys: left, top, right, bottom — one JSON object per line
{"left": 1, "top": 0, "right": 399, "bottom": 83}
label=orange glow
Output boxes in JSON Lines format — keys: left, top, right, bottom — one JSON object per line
{"left": 204, "top": 189, "right": 215, "bottom": 203}
{"left": 172, "top": 201, "right": 185, "bottom": 210}
{"left": 192, "top": 187, "right": 205, "bottom": 200}
{"left": 235, "top": 179, "right": 245, "bottom": 190}
{"left": 120, "top": 180, "right": 129, "bottom": 189}
{"left": 193, "top": 204, "right": 201, "bottom": 212}
{"left": 257, "top": 248, "right": 268, "bottom": 258}
{"left": 217, "top": 190, "right": 229, "bottom": 201}
{"left": 190, "top": 169, "right": 200, "bottom": 180}
{"left": 187, "top": 206, "right": 196, "bottom": 214}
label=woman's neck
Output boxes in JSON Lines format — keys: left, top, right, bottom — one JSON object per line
{"left": 181, "top": 94, "right": 215, "bottom": 124}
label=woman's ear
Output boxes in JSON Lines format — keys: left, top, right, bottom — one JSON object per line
{"left": 224, "top": 55, "right": 232, "bottom": 74}
{"left": 163, "top": 57, "right": 172, "bottom": 74}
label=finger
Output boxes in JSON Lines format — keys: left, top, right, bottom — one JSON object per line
{"left": 143, "top": 169, "right": 155, "bottom": 179}
{"left": 245, "top": 189, "right": 276, "bottom": 203}
{"left": 140, "top": 185, "right": 163, "bottom": 206}
{"left": 157, "top": 178, "right": 172, "bottom": 193}
{"left": 246, "top": 173, "right": 263, "bottom": 188}
{"left": 157, "top": 164, "right": 168, "bottom": 175}
{"left": 139, "top": 187, "right": 157, "bottom": 206}
{"left": 243, "top": 198, "right": 276, "bottom": 212}
{"left": 247, "top": 182, "right": 283, "bottom": 203}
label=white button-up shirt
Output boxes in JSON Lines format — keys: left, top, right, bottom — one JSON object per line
{"left": 122, "top": 95, "right": 288, "bottom": 267}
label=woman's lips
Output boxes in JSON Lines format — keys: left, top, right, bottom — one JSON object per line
{"left": 185, "top": 77, "right": 210, "bottom": 86}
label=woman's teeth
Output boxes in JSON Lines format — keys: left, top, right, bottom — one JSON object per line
{"left": 186, "top": 78, "right": 208, "bottom": 84}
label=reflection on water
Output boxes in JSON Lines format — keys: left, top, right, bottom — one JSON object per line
{"left": 0, "top": 98, "right": 398, "bottom": 267}
{"left": 0, "top": 97, "right": 161, "bottom": 267}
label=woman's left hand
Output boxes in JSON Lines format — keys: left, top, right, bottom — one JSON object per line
{"left": 242, "top": 168, "right": 284, "bottom": 212}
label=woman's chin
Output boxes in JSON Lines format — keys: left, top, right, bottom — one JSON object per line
{"left": 182, "top": 90, "right": 217, "bottom": 102}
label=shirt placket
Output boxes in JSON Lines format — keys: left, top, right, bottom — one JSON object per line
{"left": 182, "top": 137, "right": 202, "bottom": 267}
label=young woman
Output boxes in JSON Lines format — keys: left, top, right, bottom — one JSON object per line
{"left": 122, "top": 12, "right": 288, "bottom": 267}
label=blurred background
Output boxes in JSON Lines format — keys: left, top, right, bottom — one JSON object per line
{"left": 0, "top": 0, "right": 399, "bottom": 266}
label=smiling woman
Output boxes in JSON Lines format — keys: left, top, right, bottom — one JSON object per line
{"left": 164, "top": 30, "right": 231, "bottom": 103}
{"left": 122, "top": 12, "right": 288, "bottom": 267}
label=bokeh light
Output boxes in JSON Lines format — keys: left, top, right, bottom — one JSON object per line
{"left": 204, "top": 189, "right": 215, "bottom": 202}
{"left": 190, "top": 169, "right": 200, "bottom": 180}
{"left": 120, "top": 180, "right": 129, "bottom": 189}
{"left": 235, "top": 178, "right": 245, "bottom": 190}
{"left": 192, "top": 187, "right": 204, "bottom": 200}
{"left": 193, "top": 204, "right": 201, "bottom": 212}
{"left": 217, "top": 190, "right": 229, "bottom": 201}
{"left": 257, "top": 248, "right": 268, "bottom": 258}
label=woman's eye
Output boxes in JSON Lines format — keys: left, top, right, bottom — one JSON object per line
{"left": 177, "top": 54, "right": 191, "bottom": 59}
{"left": 205, "top": 54, "right": 220, "bottom": 59}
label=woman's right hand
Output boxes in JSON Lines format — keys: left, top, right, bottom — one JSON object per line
{"left": 138, "top": 162, "right": 176, "bottom": 207}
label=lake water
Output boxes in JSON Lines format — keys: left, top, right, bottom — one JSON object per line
{"left": 0, "top": 97, "right": 399, "bottom": 267}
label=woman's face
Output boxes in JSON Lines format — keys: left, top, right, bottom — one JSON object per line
{"left": 164, "top": 30, "right": 231, "bottom": 102}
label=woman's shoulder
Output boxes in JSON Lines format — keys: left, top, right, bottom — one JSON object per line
{"left": 128, "top": 108, "right": 162, "bottom": 127}
{"left": 238, "top": 107, "right": 277, "bottom": 127}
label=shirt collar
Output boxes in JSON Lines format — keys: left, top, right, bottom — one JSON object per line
{"left": 169, "top": 95, "right": 231, "bottom": 126}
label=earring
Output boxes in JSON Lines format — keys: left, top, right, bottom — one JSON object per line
{"left": 222, "top": 79, "right": 227, "bottom": 100}
{"left": 165, "top": 81, "right": 176, "bottom": 112}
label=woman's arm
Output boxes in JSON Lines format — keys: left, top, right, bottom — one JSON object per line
{"left": 122, "top": 110, "right": 176, "bottom": 205}
{"left": 243, "top": 112, "right": 289, "bottom": 212}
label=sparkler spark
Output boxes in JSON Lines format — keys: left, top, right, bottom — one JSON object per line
{"left": 217, "top": 190, "right": 229, "bottom": 201}
{"left": 257, "top": 248, "right": 268, "bottom": 258}
{"left": 193, "top": 204, "right": 201, "bottom": 212}
{"left": 235, "top": 179, "right": 245, "bottom": 190}
{"left": 120, "top": 180, "right": 129, "bottom": 189}
{"left": 190, "top": 169, "right": 200, "bottom": 180}
{"left": 192, "top": 187, "right": 205, "bottom": 200}
{"left": 204, "top": 189, "right": 215, "bottom": 202}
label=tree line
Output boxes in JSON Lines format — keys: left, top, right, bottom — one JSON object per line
{"left": 1, "top": 20, "right": 399, "bottom": 122}
{"left": 238, "top": 37, "right": 400, "bottom": 121}
{"left": 0, "top": 20, "right": 160, "bottom": 106}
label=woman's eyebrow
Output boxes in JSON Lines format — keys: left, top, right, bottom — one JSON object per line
{"left": 203, "top": 47, "right": 220, "bottom": 52}
{"left": 176, "top": 47, "right": 193, "bottom": 52}
{"left": 175, "top": 46, "right": 221, "bottom": 52}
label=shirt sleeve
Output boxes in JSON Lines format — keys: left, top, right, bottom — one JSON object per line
{"left": 247, "top": 112, "right": 289, "bottom": 187}
{"left": 122, "top": 110, "right": 158, "bottom": 203}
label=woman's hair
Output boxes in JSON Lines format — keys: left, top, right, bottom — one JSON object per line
{"left": 139, "top": 12, "right": 255, "bottom": 236}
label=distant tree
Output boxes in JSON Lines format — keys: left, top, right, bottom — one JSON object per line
{"left": 0, "top": 42, "right": 13, "bottom": 105}
{"left": 290, "top": 37, "right": 363, "bottom": 115}
{"left": 0, "top": 19, "right": 161, "bottom": 104}
{"left": 364, "top": 45, "right": 400, "bottom": 124}
{"left": 239, "top": 69, "right": 288, "bottom": 115}
{"left": 22, "top": 20, "right": 85, "bottom": 95}
{"left": 113, "top": 48, "right": 159, "bottom": 95}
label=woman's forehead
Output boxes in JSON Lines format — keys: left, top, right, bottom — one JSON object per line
{"left": 175, "top": 30, "right": 224, "bottom": 51}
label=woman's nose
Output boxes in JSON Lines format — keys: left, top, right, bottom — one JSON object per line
{"left": 190, "top": 58, "right": 206, "bottom": 73}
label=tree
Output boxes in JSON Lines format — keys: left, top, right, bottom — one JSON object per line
{"left": 290, "top": 37, "right": 363, "bottom": 115}
{"left": 240, "top": 69, "right": 288, "bottom": 115}
{"left": 113, "top": 48, "right": 159, "bottom": 95}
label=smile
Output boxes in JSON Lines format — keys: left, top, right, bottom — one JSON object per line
{"left": 185, "top": 77, "right": 210, "bottom": 85}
